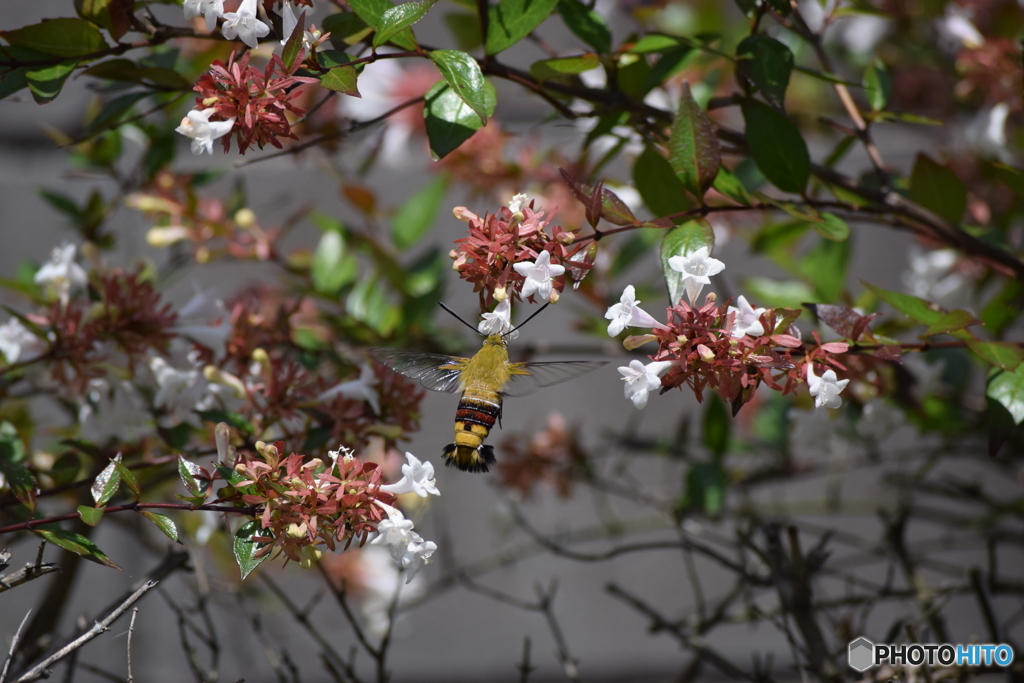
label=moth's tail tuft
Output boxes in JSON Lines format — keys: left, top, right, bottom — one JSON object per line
{"left": 442, "top": 443, "right": 496, "bottom": 473}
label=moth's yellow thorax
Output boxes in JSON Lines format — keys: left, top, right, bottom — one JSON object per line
{"left": 461, "top": 335, "right": 511, "bottom": 392}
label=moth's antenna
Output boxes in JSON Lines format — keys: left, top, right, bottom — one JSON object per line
{"left": 507, "top": 302, "right": 550, "bottom": 336}
{"left": 438, "top": 302, "right": 484, "bottom": 336}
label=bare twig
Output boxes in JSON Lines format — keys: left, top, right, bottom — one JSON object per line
{"left": 15, "top": 581, "right": 158, "bottom": 683}
{"left": 534, "top": 582, "right": 581, "bottom": 682}
{"left": 125, "top": 609, "right": 137, "bottom": 683}
{"left": 517, "top": 637, "right": 534, "bottom": 683}
{"left": 0, "top": 611, "right": 31, "bottom": 683}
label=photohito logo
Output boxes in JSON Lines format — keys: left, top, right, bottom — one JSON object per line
{"left": 848, "top": 638, "right": 1014, "bottom": 671}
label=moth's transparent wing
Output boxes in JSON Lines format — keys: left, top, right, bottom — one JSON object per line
{"left": 502, "top": 361, "right": 607, "bottom": 398}
{"left": 369, "top": 348, "right": 468, "bottom": 393}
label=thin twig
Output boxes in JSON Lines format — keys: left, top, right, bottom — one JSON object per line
{"left": 517, "top": 637, "right": 534, "bottom": 683}
{"left": 15, "top": 581, "right": 158, "bottom": 683}
{"left": 0, "top": 611, "right": 31, "bottom": 683}
{"left": 125, "top": 609, "right": 137, "bottom": 683}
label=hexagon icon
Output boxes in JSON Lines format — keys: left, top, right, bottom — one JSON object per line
{"left": 849, "top": 637, "right": 875, "bottom": 672}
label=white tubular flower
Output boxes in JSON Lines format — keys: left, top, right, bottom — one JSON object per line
{"left": 380, "top": 452, "right": 440, "bottom": 498}
{"left": 200, "top": 0, "right": 225, "bottom": 31}
{"left": 806, "top": 363, "right": 849, "bottom": 410}
{"left": 221, "top": 0, "right": 270, "bottom": 49}
{"left": 400, "top": 540, "right": 437, "bottom": 583}
{"left": 936, "top": 5, "right": 983, "bottom": 49}
{"left": 175, "top": 108, "right": 234, "bottom": 156}
{"left": 149, "top": 355, "right": 201, "bottom": 413}
{"left": 727, "top": 295, "right": 766, "bottom": 338}
{"left": 964, "top": 104, "right": 1012, "bottom": 163}
{"left": 371, "top": 501, "right": 422, "bottom": 560}
{"left": 604, "top": 285, "right": 665, "bottom": 337}
{"left": 183, "top": 0, "right": 202, "bottom": 21}
{"left": 0, "top": 318, "right": 46, "bottom": 365}
{"left": 513, "top": 250, "right": 564, "bottom": 302}
{"left": 508, "top": 193, "right": 529, "bottom": 213}
{"left": 35, "top": 243, "right": 88, "bottom": 302}
{"left": 280, "top": 0, "right": 303, "bottom": 44}
{"left": 479, "top": 298, "right": 516, "bottom": 338}
{"left": 618, "top": 359, "right": 673, "bottom": 410}
{"left": 318, "top": 364, "right": 380, "bottom": 414}
{"left": 667, "top": 246, "right": 725, "bottom": 305}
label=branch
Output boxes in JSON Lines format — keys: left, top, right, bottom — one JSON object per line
{"left": 0, "top": 502, "right": 259, "bottom": 536}
{"left": 14, "top": 581, "right": 158, "bottom": 683}
{"left": 0, "top": 546, "right": 60, "bottom": 593}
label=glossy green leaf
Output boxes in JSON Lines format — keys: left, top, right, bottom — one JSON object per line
{"left": 923, "top": 310, "right": 980, "bottom": 337}
{"left": 2, "top": 18, "right": 108, "bottom": 58}
{"left": 91, "top": 454, "right": 122, "bottom": 506}
{"left": 909, "top": 153, "right": 966, "bottom": 225}
{"left": 628, "top": 34, "right": 687, "bottom": 54}
{"left": 234, "top": 520, "right": 270, "bottom": 580}
{"left": 320, "top": 66, "right": 360, "bottom": 95}
{"left": 799, "top": 237, "right": 849, "bottom": 303}
{"left": 34, "top": 528, "right": 120, "bottom": 569}
{"left": 0, "top": 426, "right": 36, "bottom": 510}
{"left": 702, "top": 395, "right": 730, "bottom": 460}
{"left": 393, "top": 174, "right": 449, "bottom": 249}
{"left": 26, "top": 60, "right": 77, "bottom": 104}
{"left": 345, "top": 0, "right": 418, "bottom": 50}
{"left": 633, "top": 146, "right": 691, "bottom": 218}
{"left": 177, "top": 454, "right": 204, "bottom": 496}
{"left": 863, "top": 283, "right": 973, "bottom": 340}
{"left": 980, "top": 279, "right": 1023, "bottom": 337}
{"left": 429, "top": 49, "right": 488, "bottom": 124}
{"left": 141, "top": 511, "right": 179, "bottom": 542}
{"left": 744, "top": 277, "right": 815, "bottom": 309}
{"left": 485, "top": 0, "right": 560, "bottom": 55}
{"left": 557, "top": 0, "right": 611, "bottom": 53}
{"left": 374, "top": 0, "right": 438, "bottom": 48}
{"left": 812, "top": 212, "right": 850, "bottom": 242}
{"left": 113, "top": 459, "right": 141, "bottom": 500}
{"left": 968, "top": 341, "right": 1024, "bottom": 372}
{"left": 0, "top": 67, "right": 30, "bottom": 100}
{"left": 741, "top": 98, "right": 809, "bottom": 194}
{"left": 281, "top": 9, "right": 305, "bottom": 70}
{"left": 863, "top": 60, "right": 890, "bottom": 111}
{"left": 712, "top": 166, "right": 752, "bottom": 205}
{"left": 529, "top": 54, "right": 600, "bottom": 81}
{"left": 669, "top": 82, "right": 721, "bottom": 201}
{"left": 78, "top": 505, "right": 105, "bottom": 527}
{"left": 424, "top": 79, "right": 497, "bottom": 160}
{"left": 660, "top": 219, "right": 714, "bottom": 304}
{"left": 735, "top": 34, "right": 793, "bottom": 108}
{"left": 312, "top": 230, "right": 349, "bottom": 294}
{"left": 988, "top": 365, "right": 1024, "bottom": 425}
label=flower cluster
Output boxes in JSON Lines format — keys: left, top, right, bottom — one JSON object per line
{"left": 604, "top": 249, "right": 852, "bottom": 412}
{"left": 188, "top": 50, "right": 318, "bottom": 154}
{"left": 222, "top": 442, "right": 439, "bottom": 581}
{"left": 450, "top": 195, "right": 589, "bottom": 308}
{"left": 498, "top": 413, "right": 587, "bottom": 498}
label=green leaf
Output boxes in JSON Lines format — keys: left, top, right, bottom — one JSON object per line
{"left": 424, "top": 79, "right": 497, "bottom": 160}
{"left": 529, "top": 54, "right": 600, "bottom": 81}
{"left": 78, "top": 505, "right": 105, "bottom": 527}
{"left": 557, "top": 0, "right": 611, "bottom": 53}
{"left": 741, "top": 98, "right": 809, "bottom": 194}
{"left": 862, "top": 283, "right": 973, "bottom": 340}
{"left": 702, "top": 395, "right": 730, "bottom": 460}
{"left": 234, "top": 520, "right": 270, "bottom": 580}
{"left": 177, "top": 454, "right": 205, "bottom": 497}
{"left": 0, "top": 67, "right": 30, "bottom": 100}
{"left": 321, "top": 13, "right": 374, "bottom": 46}
{"left": 374, "top": 0, "right": 438, "bottom": 48}
{"left": 980, "top": 278, "right": 1023, "bottom": 337}
{"left": 320, "top": 66, "right": 360, "bottom": 96}
{"left": 429, "top": 49, "right": 488, "bottom": 124}
{"left": 2, "top": 18, "right": 108, "bottom": 58}
{"left": 909, "top": 153, "right": 966, "bottom": 225}
{"left": 863, "top": 60, "right": 890, "bottom": 111}
{"left": 0, "top": 421, "right": 26, "bottom": 463}
{"left": 312, "top": 230, "right": 350, "bottom": 294}
{"left": 669, "top": 82, "right": 721, "bottom": 201}
{"left": 91, "top": 454, "right": 122, "bottom": 507}
{"left": 26, "top": 60, "right": 77, "bottom": 105}
{"left": 735, "top": 34, "right": 793, "bottom": 108}
{"left": 485, "top": 0, "right": 560, "bottom": 55}
{"left": 799, "top": 237, "right": 849, "bottom": 302}
{"left": 680, "top": 462, "right": 729, "bottom": 517}
{"left": 196, "top": 409, "right": 255, "bottom": 435}
{"left": 923, "top": 310, "right": 980, "bottom": 337}
{"left": 444, "top": 11, "right": 482, "bottom": 51}
{"left": 345, "top": 0, "right": 418, "bottom": 50}
{"left": 968, "top": 341, "right": 1024, "bottom": 372}
{"left": 744, "top": 277, "right": 815, "bottom": 309}
{"left": 628, "top": 34, "right": 687, "bottom": 54}
{"left": 660, "top": 219, "right": 714, "bottom": 304}
{"left": 34, "top": 528, "right": 120, "bottom": 569}
{"left": 813, "top": 212, "right": 850, "bottom": 242}
{"left": 634, "top": 146, "right": 692, "bottom": 217}
{"left": 0, "top": 428, "right": 36, "bottom": 510}
{"left": 988, "top": 364, "right": 1024, "bottom": 425}
{"left": 141, "top": 511, "right": 179, "bottom": 542}
{"left": 392, "top": 174, "right": 450, "bottom": 250}
{"left": 75, "top": 0, "right": 135, "bottom": 41}
{"left": 113, "top": 460, "right": 141, "bottom": 500}
{"left": 712, "top": 166, "right": 752, "bottom": 205}
{"left": 281, "top": 9, "right": 306, "bottom": 70}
